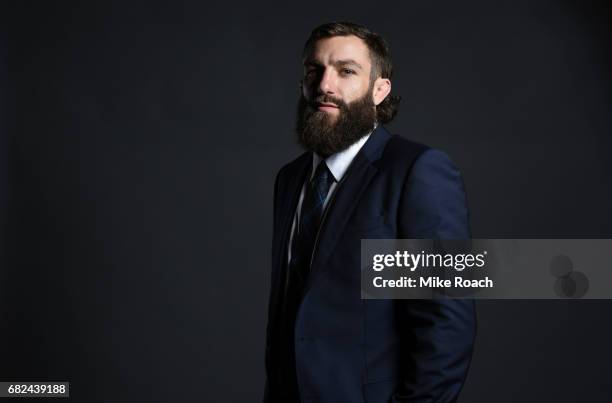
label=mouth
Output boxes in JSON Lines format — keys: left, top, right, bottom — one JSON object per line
{"left": 316, "top": 102, "right": 339, "bottom": 112}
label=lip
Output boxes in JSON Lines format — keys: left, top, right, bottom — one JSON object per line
{"left": 316, "top": 103, "right": 339, "bottom": 111}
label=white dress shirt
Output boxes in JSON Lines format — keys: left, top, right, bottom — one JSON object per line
{"left": 287, "top": 126, "right": 376, "bottom": 263}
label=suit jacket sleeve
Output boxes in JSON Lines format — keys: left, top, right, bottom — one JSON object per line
{"left": 391, "top": 149, "right": 477, "bottom": 403}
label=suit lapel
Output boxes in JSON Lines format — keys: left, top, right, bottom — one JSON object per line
{"left": 306, "top": 126, "right": 392, "bottom": 288}
{"left": 271, "top": 153, "right": 311, "bottom": 296}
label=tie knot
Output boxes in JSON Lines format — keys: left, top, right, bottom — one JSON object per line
{"left": 312, "top": 160, "right": 334, "bottom": 185}
{"left": 309, "top": 160, "right": 335, "bottom": 200}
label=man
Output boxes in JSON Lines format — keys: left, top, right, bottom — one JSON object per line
{"left": 264, "top": 21, "right": 476, "bottom": 403}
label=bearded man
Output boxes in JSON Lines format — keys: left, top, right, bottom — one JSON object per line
{"left": 264, "top": 21, "right": 476, "bottom": 403}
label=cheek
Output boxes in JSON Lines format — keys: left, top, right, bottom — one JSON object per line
{"left": 343, "top": 80, "right": 370, "bottom": 102}
{"left": 303, "top": 84, "right": 315, "bottom": 101}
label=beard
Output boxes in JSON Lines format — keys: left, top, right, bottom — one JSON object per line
{"left": 295, "top": 89, "right": 377, "bottom": 158}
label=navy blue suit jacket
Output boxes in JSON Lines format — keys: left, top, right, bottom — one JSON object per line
{"left": 265, "top": 125, "right": 476, "bottom": 403}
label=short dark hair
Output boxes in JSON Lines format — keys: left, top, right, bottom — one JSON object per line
{"left": 302, "top": 21, "right": 401, "bottom": 124}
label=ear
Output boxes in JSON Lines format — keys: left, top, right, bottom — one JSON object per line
{"left": 372, "top": 77, "right": 391, "bottom": 106}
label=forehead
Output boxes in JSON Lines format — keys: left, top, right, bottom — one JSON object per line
{"left": 304, "top": 35, "right": 371, "bottom": 68}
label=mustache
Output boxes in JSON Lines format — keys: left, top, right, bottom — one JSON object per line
{"left": 309, "top": 95, "right": 347, "bottom": 110}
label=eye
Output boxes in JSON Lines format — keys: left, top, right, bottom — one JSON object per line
{"left": 341, "top": 68, "right": 356, "bottom": 75}
{"left": 304, "top": 69, "right": 317, "bottom": 78}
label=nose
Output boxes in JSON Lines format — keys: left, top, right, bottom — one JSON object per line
{"left": 318, "top": 68, "right": 336, "bottom": 95}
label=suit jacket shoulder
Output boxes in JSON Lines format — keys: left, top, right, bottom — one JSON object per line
{"left": 379, "top": 133, "right": 430, "bottom": 168}
{"left": 275, "top": 151, "right": 310, "bottom": 185}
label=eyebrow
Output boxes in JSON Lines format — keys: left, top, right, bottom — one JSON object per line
{"left": 335, "top": 59, "right": 363, "bottom": 70}
{"left": 304, "top": 59, "right": 364, "bottom": 71}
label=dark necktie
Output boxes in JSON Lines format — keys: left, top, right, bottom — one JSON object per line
{"left": 290, "top": 159, "right": 336, "bottom": 290}
{"left": 273, "top": 159, "right": 335, "bottom": 401}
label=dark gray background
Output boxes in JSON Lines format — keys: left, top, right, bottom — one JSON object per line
{"left": 2, "top": 0, "right": 612, "bottom": 402}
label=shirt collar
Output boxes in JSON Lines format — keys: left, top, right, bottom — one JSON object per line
{"left": 311, "top": 122, "right": 378, "bottom": 182}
